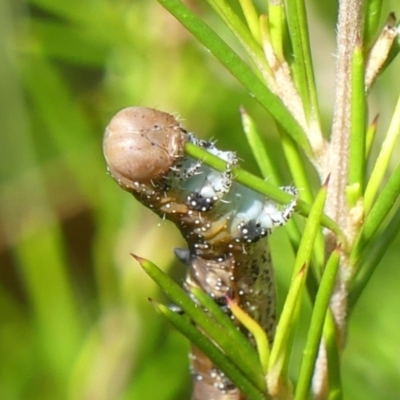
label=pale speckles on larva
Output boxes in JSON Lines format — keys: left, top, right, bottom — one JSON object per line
{"left": 104, "top": 107, "right": 297, "bottom": 400}
{"left": 103, "top": 107, "right": 186, "bottom": 188}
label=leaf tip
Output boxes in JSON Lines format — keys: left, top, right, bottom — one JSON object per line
{"left": 323, "top": 173, "right": 331, "bottom": 187}
{"left": 299, "top": 263, "right": 307, "bottom": 275}
{"left": 130, "top": 253, "right": 142, "bottom": 262}
{"left": 372, "top": 113, "right": 380, "bottom": 126}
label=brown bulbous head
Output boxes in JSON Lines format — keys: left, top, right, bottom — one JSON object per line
{"left": 103, "top": 107, "right": 186, "bottom": 188}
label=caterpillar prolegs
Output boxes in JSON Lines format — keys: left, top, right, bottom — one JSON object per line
{"left": 103, "top": 107, "right": 297, "bottom": 400}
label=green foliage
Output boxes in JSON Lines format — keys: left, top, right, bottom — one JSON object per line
{"left": 1, "top": 0, "right": 400, "bottom": 399}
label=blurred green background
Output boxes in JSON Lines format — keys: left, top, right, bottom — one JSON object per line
{"left": 1, "top": 1, "right": 400, "bottom": 399}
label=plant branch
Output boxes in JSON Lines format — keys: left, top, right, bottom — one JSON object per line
{"left": 314, "top": 0, "right": 364, "bottom": 398}
{"left": 326, "top": 0, "right": 363, "bottom": 238}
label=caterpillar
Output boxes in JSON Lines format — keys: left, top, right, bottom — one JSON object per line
{"left": 103, "top": 107, "right": 297, "bottom": 400}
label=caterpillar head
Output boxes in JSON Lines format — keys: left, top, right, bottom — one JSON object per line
{"left": 103, "top": 107, "right": 186, "bottom": 189}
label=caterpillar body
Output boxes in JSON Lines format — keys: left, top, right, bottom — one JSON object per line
{"left": 103, "top": 107, "right": 297, "bottom": 400}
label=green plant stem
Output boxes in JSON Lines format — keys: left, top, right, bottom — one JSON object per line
{"left": 267, "top": 265, "right": 306, "bottom": 394}
{"left": 349, "top": 205, "right": 400, "bottom": 309}
{"left": 347, "top": 42, "right": 366, "bottom": 204}
{"left": 291, "top": 177, "right": 329, "bottom": 280}
{"left": 206, "top": 0, "right": 271, "bottom": 77}
{"left": 351, "top": 162, "right": 400, "bottom": 266}
{"left": 238, "top": 0, "right": 261, "bottom": 43}
{"left": 286, "top": 0, "right": 320, "bottom": 125}
{"left": 363, "top": 0, "right": 383, "bottom": 49}
{"left": 364, "top": 94, "right": 400, "bottom": 213}
{"left": 365, "top": 114, "right": 379, "bottom": 158}
{"left": 269, "top": 179, "right": 328, "bottom": 384}
{"left": 279, "top": 128, "right": 314, "bottom": 204}
{"left": 134, "top": 255, "right": 266, "bottom": 392}
{"left": 190, "top": 287, "right": 260, "bottom": 366}
{"left": 295, "top": 246, "right": 340, "bottom": 400}
{"left": 240, "top": 106, "right": 280, "bottom": 183}
{"left": 157, "top": 0, "right": 312, "bottom": 156}
{"left": 155, "top": 302, "right": 267, "bottom": 400}
{"left": 324, "top": 311, "right": 343, "bottom": 399}
{"left": 268, "top": 0, "right": 286, "bottom": 61}
{"left": 228, "top": 298, "right": 270, "bottom": 373}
